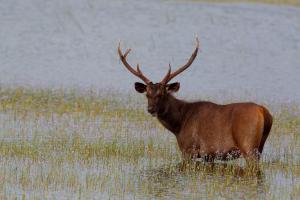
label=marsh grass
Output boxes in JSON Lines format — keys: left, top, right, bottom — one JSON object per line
{"left": 0, "top": 87, "right": 299, "bottom": 199}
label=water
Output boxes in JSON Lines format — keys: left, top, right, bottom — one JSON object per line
{"left": 0, "top": 106, "right": 299, "bottom": 199}
{"left": 0, "top": 0, "right": 300, "bottom": 102}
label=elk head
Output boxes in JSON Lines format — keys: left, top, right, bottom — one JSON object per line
{"left": 118, "top": 38, "right": 200, "bottom": 116}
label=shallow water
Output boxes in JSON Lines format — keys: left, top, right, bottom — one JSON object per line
{"left": 0, "top": 102, "right": 299, "bottom": 199}
{"left": 0, "top": 0, "right": 300, "bottom": 102}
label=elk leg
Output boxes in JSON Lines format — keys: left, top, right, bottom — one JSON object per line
{"left": 203, "top": 154, "right": 215, "bottom": 163}
{"left": 242, "top": 149, "right": 261, "bottom": 171}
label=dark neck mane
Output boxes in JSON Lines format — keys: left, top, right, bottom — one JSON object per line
{"left": 157, "top": 94, "right": 188, "bottom": 134}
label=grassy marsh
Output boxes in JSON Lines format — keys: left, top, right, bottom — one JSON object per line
{"left": 0, "top": 87, "right": 299, "bottom": 199}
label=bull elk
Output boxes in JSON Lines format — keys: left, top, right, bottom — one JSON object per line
{"left": 118, "top": 38, "right": 273, "bottom": 164}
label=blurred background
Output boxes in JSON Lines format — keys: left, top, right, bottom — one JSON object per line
{"left": 0, "top": 0, "right": 299, "bottom": 102}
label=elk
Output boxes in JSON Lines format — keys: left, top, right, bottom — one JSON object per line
{"left": 118, "top": 38, "right": 273, "bottom": 164}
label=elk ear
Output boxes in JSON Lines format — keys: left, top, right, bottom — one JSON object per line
{"left": 166, "top": 82, "right": 180, "bottom": 93}
{"left": 134, "top": 82, "right": 147, "bottom": 93}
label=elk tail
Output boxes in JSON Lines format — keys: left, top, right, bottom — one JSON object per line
{"left": 258, "top": 107, "right": 273, "bottom": 154}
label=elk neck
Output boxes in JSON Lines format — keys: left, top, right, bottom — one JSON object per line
{"left": 157, "top": 94, "right": 188, "bottom": 135}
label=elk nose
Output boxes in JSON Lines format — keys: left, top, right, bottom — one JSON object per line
{"left": 148, "top": 106, "right": 155, "bottom": 114}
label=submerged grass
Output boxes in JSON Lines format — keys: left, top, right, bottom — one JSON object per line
{"left": 0, "top": 87, "right": 299, "bottom": 199}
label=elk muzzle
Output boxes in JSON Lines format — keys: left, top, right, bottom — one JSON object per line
{"left": 147, "top": 106, "right": 156, "bottom": 116}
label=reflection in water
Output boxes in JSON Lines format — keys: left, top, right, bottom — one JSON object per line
{"left": 140, "top": 161, "right": 267, "bottom": 199}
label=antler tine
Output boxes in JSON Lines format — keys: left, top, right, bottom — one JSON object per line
{"left": 124, "top": 48, "right": 131, "bottom": 58}
{"left": 118, "top": 43, "right": 151, "bottom": 84}
{"left": 161, "top": 63, "right": 172, "bottom": 85}
{"left": 162, "top": 37, "right": 200, "bottom": 84}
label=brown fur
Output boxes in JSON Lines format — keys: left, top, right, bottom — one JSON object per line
{"left": 156, "top": 93, "right": 273, "bottom": 162}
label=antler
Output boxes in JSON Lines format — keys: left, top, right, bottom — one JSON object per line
{"left": 161, "top": 37, "right": 200, "bottom": 85}
{"left": 118, "top": 43, "right": 151, "bottom": 84}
